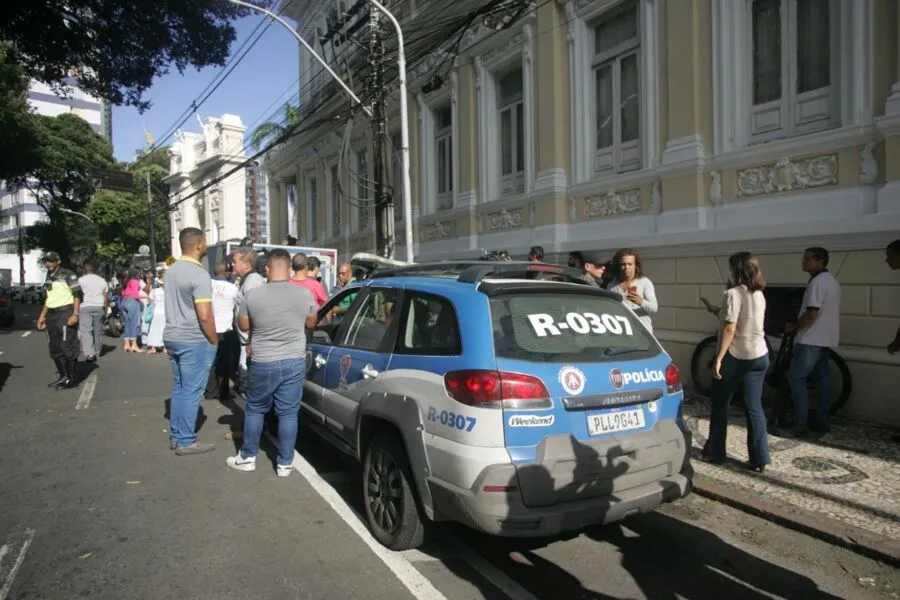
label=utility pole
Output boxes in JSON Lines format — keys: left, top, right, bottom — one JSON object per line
{"left": 369, "top": 7, "right": 393, "bottom": 258}
{"left": 146, "top": 173, "right": 157, "bottom": 269}
{"left": 16, "top": 210, "right": 25, "bottom": 286}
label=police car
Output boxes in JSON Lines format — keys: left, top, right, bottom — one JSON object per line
{"left": 303, "top": 260, "right": 693, "bottom": 550}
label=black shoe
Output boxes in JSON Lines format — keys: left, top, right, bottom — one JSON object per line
{"left": 85, "top": 355, "right": 97, "bottom": 363}
{"left": 48, "top": 358, "right": 67, "bottom": 387}
{"left": 54, "top": 378, "right": 78, "bottom": 390}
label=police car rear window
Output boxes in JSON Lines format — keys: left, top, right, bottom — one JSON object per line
{"left": 489, "top": 293, "right": 659, "bottom": 362}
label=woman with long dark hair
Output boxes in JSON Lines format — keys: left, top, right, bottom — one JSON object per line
{"left": 606, "top": 248, "right": 658, "bottom": 332}
{"left": 119, "top": 268, "right": 143, "bottom": 352}
{"left": 702, "top": 252, "right": 771, "bottom": 473}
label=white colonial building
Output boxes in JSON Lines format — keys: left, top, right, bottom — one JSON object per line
{"left": 164, "top": 114, "right": 249, "bottom": 257}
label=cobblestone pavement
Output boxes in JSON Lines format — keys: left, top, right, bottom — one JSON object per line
{"left": 683, "top": 395, "right": 900, "bottom": 541}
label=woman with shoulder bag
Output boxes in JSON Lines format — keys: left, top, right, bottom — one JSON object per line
{"left": 701, "top": 252, "right": 771, "bottom": 473}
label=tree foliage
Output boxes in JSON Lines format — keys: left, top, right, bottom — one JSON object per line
{"left": 16, "top": 114, "right": 114, "bottom": 265}
{"left": 2, "top": 0, "right": 269, "bottom": 110}
{"left": 0, "top": 44, "right": 41, "bottom": 181}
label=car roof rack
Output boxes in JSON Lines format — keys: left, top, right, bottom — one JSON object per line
{"left": 368, "top": 260, "right": 589, "bottom": 285}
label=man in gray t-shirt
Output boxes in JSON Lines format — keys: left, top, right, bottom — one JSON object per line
{"left": 230, "top": 246, "right": 265, "bottom": 383}
{"left": 227, "top": 249, "right": 318, "bottom": 477}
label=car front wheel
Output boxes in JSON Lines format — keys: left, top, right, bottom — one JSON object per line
{"left": 362, "top": 433, "right": 426, "bottom": 550}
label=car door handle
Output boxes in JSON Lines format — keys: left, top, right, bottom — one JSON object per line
{"left": 361, "top": 364, "right": 379, "bottom": 379}
{"left": 315, "top": 354, "right": 327, "bottom": 368}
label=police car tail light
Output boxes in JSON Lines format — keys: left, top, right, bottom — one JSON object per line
{"left": 444, "top": 370, "right": 550, "bottom": 409}
{"left": 665, "top": 362, "right": 682, "bottom": 394}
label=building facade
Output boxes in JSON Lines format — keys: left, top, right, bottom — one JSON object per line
{"left": 0, "top": 79, "right": 111, "bottom": 284}
{"left": 266, "top": 0, "right": 900, "bottom": 424}
{"left": 164, "top": 114, "right": 249, "bottom": 257}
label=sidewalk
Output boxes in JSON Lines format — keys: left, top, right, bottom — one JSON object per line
{"left": 682, "top": 394, "right": 900, "bottom": 565}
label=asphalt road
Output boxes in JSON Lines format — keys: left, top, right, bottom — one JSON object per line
{"left": 1, "top": 303, "right": 898, "bottom": 600}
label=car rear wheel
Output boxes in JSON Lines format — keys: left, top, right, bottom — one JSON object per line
{"left": 363, "top": 433, "right": 426, "bottom": 550}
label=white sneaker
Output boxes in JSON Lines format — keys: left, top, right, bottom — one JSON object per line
{"left": 226, "top": 454, "right": 256, "bottom": 472}
{"left": 276, "top": 464, "right": 294, "bottom": 478}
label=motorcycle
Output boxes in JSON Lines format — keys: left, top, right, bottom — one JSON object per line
{"left": 104, "top": 291, "right": 124, "bottom": 338}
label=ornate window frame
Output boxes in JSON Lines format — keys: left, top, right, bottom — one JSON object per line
{"left": 417, "top": 69, "right": 459, "bottom": 215}
{"left": 474, "top": 23, "right": 535, "bottom": 204}
{"left": 567, "top": 0, "right": 660, "bottom": 184}
{"left": 712, "top": 0, "right": 873, "bottom": 155}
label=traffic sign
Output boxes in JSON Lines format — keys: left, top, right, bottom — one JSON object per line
{"left": 138, "top": 244, "right": 150, "bottom": 255}
{"left": 92, "top": 168, "right": 134, "bottom": 192}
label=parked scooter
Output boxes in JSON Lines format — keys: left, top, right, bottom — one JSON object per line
{"left": 104, "top": 290, "right": 123, "bottom": 338}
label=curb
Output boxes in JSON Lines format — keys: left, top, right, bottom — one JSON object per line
{"left": 691, "top": 473, "right": 900, "bottom": 568}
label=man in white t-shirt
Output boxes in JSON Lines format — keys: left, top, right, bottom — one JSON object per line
{"left": 77, "top": 262, "right": 108, "bottom": 362}
{"left": 784, "top": 246, "right": 842, "bottom": 436}
{"left": 204, "top": 261, "right": 239, "bottom": 401}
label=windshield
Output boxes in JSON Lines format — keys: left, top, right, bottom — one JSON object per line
{"left": 489, "top": 293, "right": 660, "bottom": 363}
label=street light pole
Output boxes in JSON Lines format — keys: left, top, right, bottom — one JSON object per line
{"left": 226, "top": 0, "right": 371, "bottom": 116}
{"left": 368, "top": 0, "right": 413, "bottom": 262}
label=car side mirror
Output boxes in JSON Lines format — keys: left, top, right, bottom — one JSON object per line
{"left": 312, "top": 329, "right": 332, "bottom": 345}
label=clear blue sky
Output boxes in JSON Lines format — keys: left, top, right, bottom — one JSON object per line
{"left": 111, "top": 16, "right": 299, "bottom": 162}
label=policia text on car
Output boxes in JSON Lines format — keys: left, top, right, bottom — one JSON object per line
{"left": 36, "top": 251, "right": 82, "bottom": 389}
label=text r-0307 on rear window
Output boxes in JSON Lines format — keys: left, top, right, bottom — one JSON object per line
{"left": 527, "top": 312, "right": 634, "bottom": 337}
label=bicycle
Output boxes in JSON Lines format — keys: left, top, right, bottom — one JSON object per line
{"left": 689, "top": 296, "right": 852, "bottom": 425}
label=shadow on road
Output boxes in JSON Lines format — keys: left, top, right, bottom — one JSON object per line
{"left": 0, "top": 362, "right": 25, "bottom": 396}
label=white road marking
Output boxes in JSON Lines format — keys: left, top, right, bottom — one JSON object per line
{"left": 75, "top": 371, "right": 98, "bottom": 410}
{"left": 443, "top": 534, "right": 540, "bottom": 600}
{"left": 0, "top": 351, "right": 4, "bottom": 356}
{"left": 0, "top": 528, "right": 35, "bottom": 600}
{"left": 20, "top": 331, "right": 30, "bottom": 338}
{"left": 276, "top": 435, "right": 448, "bottom": 600}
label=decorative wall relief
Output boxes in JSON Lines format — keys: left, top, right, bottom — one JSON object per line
{"left": 487, "top": 208, "right": 524, "bottom": 231}
{"left": 859, "top": 141, "right": 878, "bottom": 185}
{"left": 736, "top": 154, "right": 838, "bottom": 197}
{"left": 421, "top": 220, "right": 455, "bottom": 242}
{"left": 709, "top": 171, "right": 723, "bottom": 206}
{"left": 584, "top": 189, "right": 642, "bottom": 218}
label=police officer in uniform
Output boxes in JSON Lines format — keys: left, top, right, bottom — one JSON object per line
{"left": 36, "top": 251, "right": 83, "bottom": 389}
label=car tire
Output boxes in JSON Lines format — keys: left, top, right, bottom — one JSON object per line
{"left": 362, "top": 433, "right": 427, "bottom": 551}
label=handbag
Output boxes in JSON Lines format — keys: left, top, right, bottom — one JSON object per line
{"left": 143, "top": 303, "right": 154, "bottom": 324}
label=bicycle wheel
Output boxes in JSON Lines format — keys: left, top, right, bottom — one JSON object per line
{"left": 826, "top": 350, "right": 852, "bottom": 415}
{"left": 689, "top": 336, "right": 718, "bottom": 397}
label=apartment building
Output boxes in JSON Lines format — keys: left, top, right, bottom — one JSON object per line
{"left": 164, "top": 114, "right": 249, "bottom": 257}
{"left": 245, "top": 162, "right": 270, "bottom": 244}
{"left": 265, "top": 0, "right": 900, "bottom": 424}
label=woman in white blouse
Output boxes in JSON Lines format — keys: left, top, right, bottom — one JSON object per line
{"left": 606, "top": 248, "right": 658, "bottom": 332}
{"left": 701, "top": 252, "right": 770, "bottom": 473}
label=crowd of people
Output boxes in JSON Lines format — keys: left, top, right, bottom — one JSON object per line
{"left": 32, "top": 233, "right": 900, "bottom": 471}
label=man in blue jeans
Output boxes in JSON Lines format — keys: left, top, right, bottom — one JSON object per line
{"left": 784, "top": 246, "right": 842, "bottom": 437}
{"left": 227, "top": 249, "right": 317, "bottom": 477}
{"left": 164, "top": 227, "right": 219, "bottom": 455}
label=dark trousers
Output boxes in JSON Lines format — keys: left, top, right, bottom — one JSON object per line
{"left": 704, "top": 352, "right": 771, "bottom": 466}
{"left": 205, "top": 330, "right": 237, "bottom": 400}
{"left": 47, "top": 306, "right": 79, "bottom": 380}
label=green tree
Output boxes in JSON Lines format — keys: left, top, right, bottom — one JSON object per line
{"left": 16, "top": 113, "right": 115, "bottom": 265}
{"left": 2, "top": 0, "right": 266, "bottom": 110}
{"left": 83, "top": 146, "right": 172, "bottom": 266}
{"left": 0, "top": 43, "right": 40, "bottom": 181}
{"left": 250, "top": 103, "right": 299, "bottom": 152}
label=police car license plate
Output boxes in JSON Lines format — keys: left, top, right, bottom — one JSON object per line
{"left": 587, "top": 409, "right": 645, "bottom": 436}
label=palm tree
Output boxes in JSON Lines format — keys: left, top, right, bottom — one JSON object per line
{"left": 250, "top": 103, "right": 299, "bottom": 152}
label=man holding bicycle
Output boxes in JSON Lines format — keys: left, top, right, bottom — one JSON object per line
{"left": 783, "top": 247, "right": 842, "bottom": 437}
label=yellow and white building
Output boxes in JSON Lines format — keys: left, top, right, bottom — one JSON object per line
{"left": 266, "top": 0, "right": 900, "bottom": 424}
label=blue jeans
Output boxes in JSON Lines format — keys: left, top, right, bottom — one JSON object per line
{"left": 789, "top": 343, "right": 831, "bottom": 426}
{"left": 120, "top": 297, "right": 142, "bottom": 341}
{"left": 241, "top": 358, "right": 305, "bottom": 466}
{"left": 705, "top": 353, "right": 771, "bottom": 466}
{"left": 166, "top": 340, "right": 218, "bottom": 447}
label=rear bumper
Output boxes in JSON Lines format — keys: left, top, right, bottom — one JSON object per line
{"left": 429, "top": 420, "right": 694, "bottom": 538}
{"left": 430, "top": 468, "right": 691, "bottom": 537}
